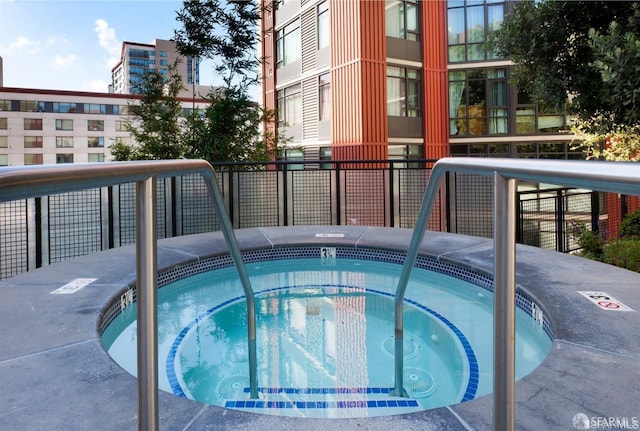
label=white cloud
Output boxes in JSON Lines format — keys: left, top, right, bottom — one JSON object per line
{"left": 2, "top": 35, "right": 41, "bottom": 55}
{"left": 94, "top": 18, "right": 121, "bottom": 68}
{"left": 52, "top": 53, "right": 79, "bottom": 70}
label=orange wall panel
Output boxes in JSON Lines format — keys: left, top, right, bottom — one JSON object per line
{"left": 422, "top": 0, "right": 450, "bottom": 160}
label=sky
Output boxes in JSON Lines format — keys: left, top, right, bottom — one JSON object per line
{"left": 0, "top": 0, "right": 220, "bottom": 93}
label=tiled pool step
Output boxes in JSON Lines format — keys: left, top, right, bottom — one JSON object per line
{"left": 224, "top": 387, "right": 423, "bottom": 417}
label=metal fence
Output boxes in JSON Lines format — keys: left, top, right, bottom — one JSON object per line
{"left": 0, "top": 159, "right": 632, "bottom": 280}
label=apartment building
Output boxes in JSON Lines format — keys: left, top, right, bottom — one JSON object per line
{"left": 261, "top": 0, "right": 580, "bottom": 162}
{"left": 0, "top": 87, "right": 208, "bottom": 166}
{"left": 111, "top": 39, "right": 211, "bottom": 99}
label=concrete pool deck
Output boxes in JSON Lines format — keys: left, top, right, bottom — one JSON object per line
{"left": 1, "top": 226, "right": 639, "bottom": 430}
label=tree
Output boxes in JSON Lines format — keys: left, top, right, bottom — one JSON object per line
{"left": 488, "top": 1, "right": 639, "bottom": 125}
{"left": 111, "top": 61, "right": 187, "bottom": 160}
{"left": 173, "top": 0, "right": 285, "bottom": 164}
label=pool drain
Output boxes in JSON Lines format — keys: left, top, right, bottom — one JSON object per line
{"left": 382, "top": 335, "right": 420, "bottom": 360}
{"left": 217, "top": 376, "right": 249, "bottom": 400}
{"left": 404, "top": 368, "right": 436, "bottom": 398}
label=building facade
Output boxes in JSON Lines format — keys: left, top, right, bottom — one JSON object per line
{"left": 260, "top": 0, "right": 580, "bottom": 163}
{"left": 111, "top": 39, "right": 211, "bottom": 99}
{"left": 0, "top": 87, "right": 208, "bottom": 166}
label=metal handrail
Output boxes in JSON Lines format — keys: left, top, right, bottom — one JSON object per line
{"left": 394, "top": 157, "right": 640, "bottom": 431}
{"left": 0, "top": 160, "right": 259, "bottom": 431}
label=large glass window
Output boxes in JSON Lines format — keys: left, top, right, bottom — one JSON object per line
{"left": 447, "top": 0, "right": 505, "bottom": 62}
{"left": 56, "top": 137, "right": 74, "bottom": 148}
{"left": 319, "top": 73, "right": 331, "bottom": 121}
{"left": 277, "top": 84, "right": 302, "bottom": 127}
{"left": 56, "top": 154, "right": 74, "bottom": 164}
{"left": 115, "top": 120, "right": 128, "bottom": 131}
{"left": 0, "top": 118, "right": 6, "bottom": 129}
{"left": 24, "top": 118, "right": 42, "bottom": 130}
{"left": 88, "top": 153, "right": 105, "bottom": 162}
{"left": 88, "top": 120, "right": 104, "bottom": 131}
{"left": 53, "top": 102, "right": 77, "bottom": 113}
{"left": 386, "top": 0, "right": 419, "bottom": 41}
{"left": 24, "top": 154, "right": 43, "bottom": 165}
{"left": 19, "top": 101, "right": 45, "bottom": 112}
{"left": 318, "top": 1, "right": 329, "bottom": 49}
{"left": 24, "top": 136, "right": 43, "bottom": 148}
{"left": 56, "top": 119, "right": 73, "bottom": 131}
{"left": 449, "top": 68, "right": 507, "bottom": 136}
{"left": 276, "top": 19, "right": 301, "bottom": 68}
{"left": 387, "top": 66, "right": 421, "bottom": 117}
{"left": 84, "top": 104, "right": 106, "bottom": 114}
{"left": 0, "top": 136, "right": 7, "bottom": 148}
{"left": 0, "top": 154, "right": 7, "bottom": 166}
{"left": 516, "top": 91, "right": 567, "bottom": 134}
{"left": 88, "top": 137, "right": 105, "bottom": 148}
{"left": 0, "top": 100, "right": 10, "bottom": 111}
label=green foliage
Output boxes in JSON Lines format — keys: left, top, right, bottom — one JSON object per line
{"left": 183, "top": 87, "right": 284, "bottom": 164}
{"left": 603, "top": 239, "right": 640, "bottom": 272}
{"left": 569, "top": 220, "right": 605, "bottom": 261}
{"left": 172, "top": 0, "right": 285, "bottom": 163}
{"left": 619, "top": 208, "right": 640, "bottom": 239}
{"left": 570, "top": 113, "right": 640, "bottom": 161}
{"left": 488, "top": 1, "right": 640, "bottom": 126}
{"left": 111, "top": 61, "right": 187, "bottom": 161}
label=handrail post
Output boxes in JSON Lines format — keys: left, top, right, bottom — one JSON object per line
{"left": 204, "top": 175, "right": 259, "bottom": 399}
{"left": 136, "top": 176, "right": 159, "bottom": 431}
{"left": 493, "top": 172, "right": 516, "bottom": 431}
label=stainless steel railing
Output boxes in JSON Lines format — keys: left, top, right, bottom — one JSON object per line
{"left": 394, "top": 157, "right": 640, "bottom": 431}
{"left": 0, "top": 160, "right": 259, "bottom": 431}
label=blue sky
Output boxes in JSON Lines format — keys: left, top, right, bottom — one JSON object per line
{"left": 0, "top": 0, "right": 218, "bottom": 93}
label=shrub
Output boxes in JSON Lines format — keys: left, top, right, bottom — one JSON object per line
{"left": 568, "top": 220, "right": 605, "bottom": 260}
{"left": 603, "top": 239, "right": 640, "bottom": 272}
{"left": 618, "top": 207, "right": 640, "bottom": 239}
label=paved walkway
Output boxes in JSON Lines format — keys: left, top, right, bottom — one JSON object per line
{"left": 1, "top": 227, "right": 639, "bottom": 430}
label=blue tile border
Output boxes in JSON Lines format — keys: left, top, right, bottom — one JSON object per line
{"left": 224, "top": 399, "right": 420, "bottom": 409}
{"left": 165, "top": 282, "right": 479, "bottom": 406}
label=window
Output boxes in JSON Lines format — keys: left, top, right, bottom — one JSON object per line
{"left": 0, "top": 136, "right": 7, "bottom": 148}
{"left": 277, "top": 84, "right": 302, "bottom": 126}
{"left": 318, "top": 1, "right": 329, "bottom": 49}
{"left": 115, "top": 120, "right": 128, "bottom": 131}
{"left": 56, "top": 154, "right": 74, "bottom": 164}
{"left": 88, "top": 137, "right": 105, "bottom": 148}
{"left": 159, "top": 50, "right": 167, "bottom": 57}
{"left": 24, "top": 118, "right": 42, "bottom": 130}
{"left": 276, "top": 19, "right": 301, "bottom": 68}
{"left": 20, "top": 101, "right": 45, "bottom": 112}
{"left": 319, "top": 73, "right": 331, "bottom": 121}
{"left": 0, "top": 154, "right": 7, "bottom": 166}
{"left": 88, "top": 120, "right": 104, "bottom": 131}
{"left": 0, "top": 118, "right": 6, "bottom": 129}
{"left": 53, "top": 102, "right": 77, "bottom": 113}
{"left": 0, "top": 100, "right": 10, "bottom": 111}
{"left": 115, "top": 137, "right": 132, "bottom": 146}
{"left": 387, "top": 66, "right": 421, "bottom": 117}
{"left": 56, "top": 137, "right": 74, "bottom": 148}
{"left": 24, "top": 137, "right": 43, "bottom": 148}
{"left": 386, "top": 0, "right": 419, "bottom": 41}
{"left": 449, "top": 68, "right": 508, "bottom": 136}
{"left": 114, "top": 105, "right": 130, "bottom": 115}
{"left": 24, "top": 154, "right": 43, "bottom": 165}
{"left": 448, "top": 0, "right": 505, "bottom": 62}
{"left": 88, "top": 153, "right": 105, "bottom": 162}
{"left": 516, "top": 91, "right": 567, "bottom": 134}
{"left": 84, "top": 103, "right": 106, "bottom": 114}
{"left": 56, "top": 119, "right": 73, "bottom": 131}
